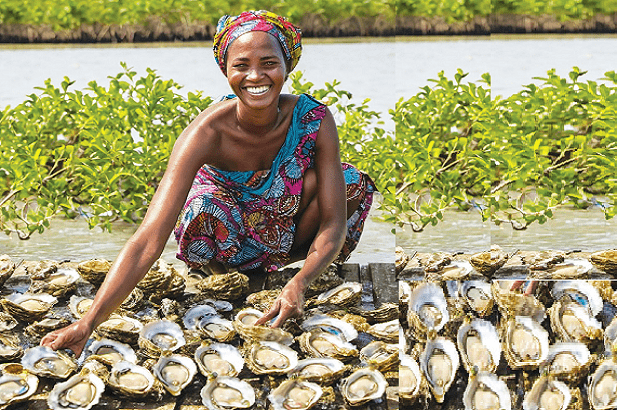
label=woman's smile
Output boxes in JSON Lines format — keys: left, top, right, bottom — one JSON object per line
{"left": 245, "top": 85, "right": 271, "bottom": 95}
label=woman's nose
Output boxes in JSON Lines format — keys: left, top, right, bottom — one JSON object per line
{"left": 247, "top": 67, "right": 262, "bottom": 80}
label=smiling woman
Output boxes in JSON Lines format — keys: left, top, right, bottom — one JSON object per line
{"left": 40, "top": 10, "right": 376, "bottom": 357}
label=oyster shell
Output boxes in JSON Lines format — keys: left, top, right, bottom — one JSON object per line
{"left": 21, "top": 345, "right": 77, "bottom": 379}
{"left": 503, "top": 316, "right": 549, "bottom": 370}
{"left": 245, "top": 289, "right": 281, "bottom": 312}
{"left": 201, "top": 376, "right": 255, "bottom": 410}
{"left": 0, "top": 255, "right": 17, "bottom": 288}
{"left": 24, "top": 317, "right": 71, "bottom": 341}
{"left": 540, "top": 342, "right": 591, "bottom": 382}
{"left": 457, "top": 317, "right": 501, "bottom": 373}
{"left": 314, "top": 282, "right": 362, "bottom": 308}
{"left": 47, "top": 366, "right": 105, "bottom": 410}
{"left": 245, "top": 341, "right": 298, "bottom": 375}
{"left": 194, "top": 342, "right": 244, "bottom": 378}
{"left": 549, "top": 299, "right": 603, "bottom": 343}
{"left": 0, "top": 292, "right": 58, "bottom": 322}
{"left": 359, "top": 341, "right": 398, "bottom": 372}
{"left": 197, "top": 272, "right": 249, "bottom": 301}
{"left": 199, "top": 316, "right": 237, "bottom": 342}
{"left": 366, "top": 319, "right": 399, "bottom": 343}
{"left": 491, "top": 281, "right": 546, "bottom": 322}
{"left": 233, "top": 308, "right": 293, "bottom": 345}
{"left": 88, "top": 338, "right": 137, "bottom": 366}
{"left": 348, "top": 302, "right": 399, "bottom": 323}
{"left": 68, "top": 295, "right": 94, "bottom": 319}
{"left": 182, "top": 304, "right": 218, "bottom": 331}
{"left": 152, "top": 354, "right": 197, "bottom": 396}
{"left": 463, "top": 371, "right": 511, "bottom": 410}
{"left": 469, "top": 246, "right": 511, "bottom": 278}
{"left": 138, "top": 320, "right": 186, "bottom": 357}
{"left": 301, "top": 314, "right": 358, "bottom": 342}
{"left": 395, "top": 246, "right": 410, "bottom": 273}
{"left": 551, "top": 280, "right": 603, "bottom": 316}
{"left": 28, "top": 267, "right": 80, "bottom": 298}
{"left": 0, "top": 334, "right": 23, "bottom": 362}
{"left": 523, "top": 374, "right": 571, "bottom": 410}
{"left": 340, "top": 367, "right": 387, "bottom": 406}
{"left": 76, "top": 259, "right": 111, "bottom": 286}
{"left": 0, "top": 364, "right": 38, "bottom": 407}
{"left": 0, "top": 312, "right": 17, "bottom": 332}
{"left": 407, "top": 282, "right": 450, "bottom": 340}
{"left": 589, "top": 359, "right": 617, "bottom": 410}
{"left": 289, "top": 358, "right": 346, "bottom": 385}
{"left": 95, "top": 315, "right": 143, "bottom": 345}
{"left": 425, "top": 260, "right": 473, "bottom": 281}
{"left": 590, "top": 249, "right": 617, "bottom": 275}
{"left": 420, "top": 337, "right": 459, "bottom": 403}
{"left": 108, "top": 360, "right": 155, "bottom": 398}
{"left": 298, "top": 329, "right": 358, "bottom": 361}
{"left": 459, "top": 280, "right": 494, "bottom": 317}
{"left": 268, "top": 379, "right": 323, "bottom": 410}
{"left": 399, "top": 353, "right": 423, "bottom": 402}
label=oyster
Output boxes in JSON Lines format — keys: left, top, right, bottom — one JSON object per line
{"left": 152, "top": 354, "right": 197, "bottom": 396}
{"left": 28, "top": 267, "right": 80, "bottom": 298}
{"left": 540, "top": 342, "right": 591, "bottom": 382}
{"left": 590, "top": 250, "right": 617, "bottom": 275}
{"left": 289, "top": 358, "right": 346, "bottom": 385}
{"left": 0, "top": 312, "right": 17, "bottom": 332}
{"left": 525, "top": 250, "right": 566, "bottom": 270}
{"left": 95, "top": 315, "right": 143, "bottom": 345}
{"left": 24, "top": 317, "right": 71, "bottom": 341}
{"left": 0, "top": 363, "right": 39, "bottom": 407}
{"left": 340, "top": 367, "right": 387, "bottom": 406}
{"left": 314, "top": 282, "right": 363, "bottom": 308}
{"left": 463, "top": 371, "right": 511, "bottom": 410}
{"left": 407, "top": 282, "right": 450, "bottom": 340}
{"left": 425, "top": 260, "right": 473, "bottom": 281}
{"left": 197, "top": 271, "right": 249, "bottom": 301}
{"left": 201, "top": 376, "right": 255, "bottom": 410}
{"left": 0, "top": 334, "right": 23, "bottom": 362}
{"left": 551, "top": 280, "right": 603, "bottom": 316}
{"left": 108, "top": 360, "right": 155, "bottom": 398}
{"left": 120, "top": 288, "right": 144, "bottom": 311}
{"left": 457, "top": 317, "right": 501, "bottom": 373}
{"left": 522, "top": 374, "right": 571, "bottom": 410}
{"left": 21, "top": 345, "right": 77, "bottom": 379}
{"left": 245, "top": 289, "right": 281, "bottom": 312}
{"left": 549, "top": 299, "right": 603, "bottom": 343}
{"left": 245, "top": 341, "right": 298, "bottom": 375}
{"left": 301, "top": 314, "right": 358, "bottom": 343}
{"left": 47, "top": 366, "right": 105, "bottom": 410}
{"left": 348, "top": 302, "right": 399, "bottom": 323}
{"left": 399, "top": 353, "right": 423, "bottom": 402}
{"left": 233, "top": 308, "right": 293, "bottom": 345}
{"left": 194, "top": 342, "right": 244, "bottom": 378}
{"left": 298, "top": 329, "right": 358, "bottom": 361}
{"left": 359, "top": 341, "right": 398, "bottom": 372}
{"left": 491, "top": 281, "right": 546, "bottom": 322}
{"left": 0, "top": 255, "right": 17, "bottom": 288}
{"left": 268, "top": 379, "right": 322, "bottom": 410}
{"left": 68, "top": 295, "right": 94, "bottom": 319}
{"left": 420, "top": 337, "right": 459, "bottom": 403}
{"left": 589, "top": 359, "right": 617, "bottom": 410}
{"left": 182, "top": 304, "right": 219, "bottom": 331}
{"left": 459, "top": 280, "right": 494, "bottom": 317}
{"left": 366, "top": 319, "right": 399, "bottom": 343}
{"left": 76, "top": 259, "right": 111, "bottom": 286}
{"left": 198, "top": 316, "right": 237, "bottom": 343}
{"left": 469, "top": 246, "right": 511, "bottom": 278}
{"left": 503, "top": 316, "right": 549, "bottom": 370}
{"left": 396, "top": 246, "right": 410, "bottom": 273}
{"left": 88, "top": 338, "right": 137, "bottom": 366}
{"left": 138, "top": 320, "right": 186, "bottom": 357}
{"left": 0, "top": 292, "right": 58, "bottom": 322}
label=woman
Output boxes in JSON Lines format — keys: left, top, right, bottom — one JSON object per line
{"left": 41, "top": 10, "right": 375, "bottom": 357}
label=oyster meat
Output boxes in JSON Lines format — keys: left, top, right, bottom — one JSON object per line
{"left": 298, "top": 328, "right": 358, "bottom": 361}
{"left": 503, "top": 316, "right": 549, "bottom": 370}
{"left": 457, "top": 317, "right": 501, "bottom": 373}
{"left": 523, "top": 374, "right": 571, "bottom": 410}
{"left": 268, "top": 379, "right": 323, "bottom": 410}
{"left": 194, "top": 342, "right": 244, "bottom": 378}
{"left": 88, "top": 338, "right": 137, "bottom": 366}
{"left": 201, "top": 376, "right": 255, "bottom": 410}
{"left": 460, "top": 280, "right": 494, "bottom": 317}
{"left": 246, "top": 341, "right": 298, "bottom": 376}
{"left": 21, "top": 346, "right": 77, "bottom": 379}
{"left": 1, "top": 292, "right": 58, "bottom": 322}
{"left": 399, "top": 353, "right": 423, "bottom": 402}
{"left": 108, "top": 360, "right": 155, "bottom": 398}
{"left": 233, "top": 308, "right": 293, "bottom": 345}
{"left": 289, "top": 358, "right": 346, "bottom": 385}
{"left": 340, "top": 367, "right": 387, "bottom": 406}
{"left": 408, "top": 282, "right": 450, "bottom": 340}
{"left": 420, "top": 337, "right": 459, "bottom": 403}
{"left": 152, "top": 354, "right": 197, "bottom": 396}
{"left": 138, "top": 319, "right": 186, "bottom": 357}
{"left": 464, "top": 371, "right": 511, "bottom": 410}
{"left": 47, "top": 367, "right": 105, "bottom": 410}
{"left": 0, "top": 364, "right": 38, "bottom": 407}
{"left": 541, "top": 342, "right": 591, "bottom": 381}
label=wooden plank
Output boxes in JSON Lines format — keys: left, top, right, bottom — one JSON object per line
{"left": 340, "top": 263, "right": 360, "bottom": 282}
{"left": 370, "top": 263, "right": 397, "bottom": 305}
{"left": 359, "top": 264, "right": 375, "bottom": 310}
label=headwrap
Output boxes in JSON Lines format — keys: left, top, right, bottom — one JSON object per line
{"left": 213, "top": 10, "right": 302, "bottom": 76}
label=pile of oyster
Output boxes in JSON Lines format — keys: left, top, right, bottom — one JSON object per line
{"left": 400, "top": 276, "right": 617, "bottom": 410}
{"left": 0, "top": 254, "right": 396, "bottom": 409}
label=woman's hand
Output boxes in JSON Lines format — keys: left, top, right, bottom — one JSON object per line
{"left": 40, "top": 319, "right": 93, "bottom": 358}
{"left": 255, "top": 278, "right": 306, "bottom": 328}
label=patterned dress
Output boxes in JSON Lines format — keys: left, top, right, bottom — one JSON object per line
{"left": 174, "top": 93, "right": 376, "bottom": 273}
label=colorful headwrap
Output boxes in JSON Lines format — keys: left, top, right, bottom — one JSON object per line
{"left": 213, "top": 10, "right": 302, "bottom": 76}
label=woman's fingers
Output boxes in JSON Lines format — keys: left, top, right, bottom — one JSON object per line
{"left": 40, "top": 323, "right": 89, "bottom": 357}
{"left": 254, "top": 300, "right": 281, "bottom": 326}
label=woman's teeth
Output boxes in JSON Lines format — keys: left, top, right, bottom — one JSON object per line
{"left": 246, "top": 85, "right": 270, "bottom": 94}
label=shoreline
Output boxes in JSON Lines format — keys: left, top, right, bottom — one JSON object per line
{"left": 0, "top": 13, "right": 615, "bottom": 43}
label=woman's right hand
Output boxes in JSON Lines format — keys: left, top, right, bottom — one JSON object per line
{"left": 40, "top": 319, "right": 93, "bottom": 358}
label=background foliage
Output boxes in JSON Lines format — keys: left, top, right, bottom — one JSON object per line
{"left": 1, "top": 66, "right": 615, "bottom": 238}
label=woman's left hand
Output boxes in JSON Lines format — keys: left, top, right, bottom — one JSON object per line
{"left": 255, "top": 279, "right": 305, "bottom": 328}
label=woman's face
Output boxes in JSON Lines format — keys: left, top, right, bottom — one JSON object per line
{"left": 225, "top": 31, "right": 287, "bottom": 110}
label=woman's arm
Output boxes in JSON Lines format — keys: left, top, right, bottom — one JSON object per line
{"left": 256, "top": 107, "right": 347, "bottom": 327}
{"left": 41, "top": 112, "right": 213, "bottom": 356}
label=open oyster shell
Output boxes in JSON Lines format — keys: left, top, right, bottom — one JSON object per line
{"left": 152, "top": 354, "right": 197, "bottom": 396}
{"left": 199, "top": 316, "right": 237, "bottom": 342}
{"left": 268, "top": 379, "right": 323, "bottom": 410}
{"left": 301, "top": 314, "right": 358, "bottom": 343}
{"left": 459, "top": 280, "right": 494, "bottom": 317}
{"left": 523, "top": 374, "right": 571, "bottom": 410}
{"left": 540, "top": 342, "right": 592, "bottom": 382}
{"left": 182, "top": 304, "right": 218, "bottom": 331}
{"left": 138, "top": 319, "right": 186, "bottom": 358}
{"left": 233, "top": 308, "right": 293, "bottom": 345}
{"left": 68, "top": 295, "right": 94, "bottom": 319}
{"left": 313, "top": 282, "right": 362, "bottom": 308}
{"left": 245, "top": 341, "right": 298, "bottom": 375}
{"left": 551, "top": 280, "right": 603, "bottom": 316}
{"left": 420, "top": 336, "right": 459, "bottom": 403}
{"left": 28, "top": 267, "right": 80, "bottom": 298}
{"left": 366, "top": 319, "right": 398, "bottom": 343}
{"left": 201, "top": 376, "right": 255, "bottom": 410}
{"left": 47, "top": 366, "right": 105, "bottom": 410}
{"left": 399, "top": 353, "right": 424, "bottom": 402}
{"left": 194, "top": 342, "right": 244, "bottom": 378}
{"left": 107, "top": 360, "right": 155, "bottom": 398}
{"left": 95, "top": 315, "right": 143, "bottom": 345}
{"left": 340, "top": 367, "right": 387, "bottom": 406}
{"left": 407, "top": 282, "right": 450, "bottom": 340}
{"left": 25, "top": 317, "right": 71, "bottom": 342}
{"left": 21, "top": 346, "right": 77, "bottom": 379}
{"left": 0, "top": 363, "right": 38, "bottom": 407}
{"left": 289, "top": 358, "right": 346, "bottom": 385}
{"left": 457, "top": 317, "right": 501, "bottom": 373}
{"left": 492, "top": 281, "right": 546, "bottom": 322}
{"left": 0, "top": 334, "right": 23, "bottom": 362}
{"left": 88, "top": 338, "right": 137, "bottom": 366}
{"left": 589, "top": 359, "right": 617, "bottom": 410}
{"left": 464, "top": 371, "right": 511, "bottom": 410}
{"left": 298, "top": 329, "right": 358, "bottom": 362}
{"left": 359, "top": 341, "right": 398, "bottom": 373}
{"left": 0, "top": 255, "right": 17, "bottom": 288}
{"left": 503, "top": 316, "right": 549, "bottom": 370}
{"left": 549, "top": 299, "right": 603, "bottom": 343}
{"left": 1, "top": 292, "right": 58, "bottom": 323}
